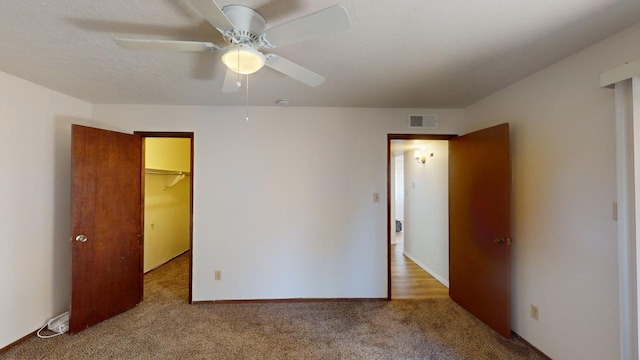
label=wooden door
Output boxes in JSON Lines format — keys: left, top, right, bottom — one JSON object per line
{"left": 449, "top": 123, "right": 511, "bottom": 338}
{"left": 69, "top": 125, "right": 143, "bottom": 333}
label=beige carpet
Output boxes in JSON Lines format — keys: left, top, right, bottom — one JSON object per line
{"left": 3, "top": 253, "right": 543, "bottom": 359}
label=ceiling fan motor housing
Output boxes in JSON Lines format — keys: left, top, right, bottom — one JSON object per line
{"left": 222, "top": 5, "right": 266, "bottom": 46}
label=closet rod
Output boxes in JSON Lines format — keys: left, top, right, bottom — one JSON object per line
{"left": 145, "top": 169, "right": 190, "bottom": 176}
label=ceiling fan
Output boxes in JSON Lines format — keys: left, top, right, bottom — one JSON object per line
{"left": 114, "top": 0, "right": 351, "bottom": 93}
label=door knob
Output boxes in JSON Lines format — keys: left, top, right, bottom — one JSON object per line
{"left": 75, "top": 234, "right": 88, "bottom": 243}
{"left": 494, "top": 237, "right": 511, "bottom": 245}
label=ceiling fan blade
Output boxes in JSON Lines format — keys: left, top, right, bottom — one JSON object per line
{"left": 222, "top": 68, "right": 241, "bottom": 93}
{"left": 262, "top": 5, "right": 351, "bottom": 47}
{"left": 265, "top": 54, "right": 325, "bottom": 87}
{"left": 114, "top": 38, "right": 218, "bottom": 52}
{"left": 187, "top": 0, "right": 235, "bottom": 31}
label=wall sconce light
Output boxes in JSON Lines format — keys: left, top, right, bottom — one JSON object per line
{"left": 414, "top": 150, "right": 434, "bottom": 164}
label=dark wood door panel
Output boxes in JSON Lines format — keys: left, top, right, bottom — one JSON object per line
{"left": 70, "top": 125, "right": 142, "bottom": 333}
{"left": 449, "top": 123, "right": 511, "bottom": 338}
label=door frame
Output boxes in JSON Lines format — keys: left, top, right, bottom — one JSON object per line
{"left": 386, "top": 134, "right": 457, "bottom": 300}
{"left": 135, "top": 131, "right": 195, "bottom": 304}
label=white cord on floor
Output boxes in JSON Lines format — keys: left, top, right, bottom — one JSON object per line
{"left": 37, "top": 312, "right": 69, "bottom": 339}
{"left": 36, "top": 322, "right": 64, "bottom": 339}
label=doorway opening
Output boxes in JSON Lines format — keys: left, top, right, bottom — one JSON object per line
{"left": 387, "top": 125, "right": 512, "bottom": 337}
{"left": 136, "top": 132, "right": 194, "bottom": 304}
{"left": 387, "top": 134, "right": 455, "bottom": 300}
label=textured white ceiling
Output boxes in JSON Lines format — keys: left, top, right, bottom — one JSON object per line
{"left": 1, "top": 0, "right": 639, "bottom": 108}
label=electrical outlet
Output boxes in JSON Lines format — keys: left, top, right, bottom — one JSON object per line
{"left": 215, "top": 270, "right": 222, "bottom": 281}
{"left": 530, "top": 304, "right": 539, "bottom": 321}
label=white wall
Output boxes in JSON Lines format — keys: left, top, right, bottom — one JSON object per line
{"left": 390, "top": 155, "right": 405, "bottom": 245}
{"left": 91, "top": 105, "right": 464, "bottom": 301}
{"left": 0, "top": 72, "right": 91, "bottom": 348}
{"left": 390, "top": 154, "right": 396, "bottom": 245}
{"left": 394, "top": 155, "right": 405, "bottom": 221}
{"left": 402, "top": 141, "right": 450, "bottom": 286}
{"left": 463, "top": 21, "right": 640, "bottom": 360}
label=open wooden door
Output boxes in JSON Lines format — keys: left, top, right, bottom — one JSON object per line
{"left": 449, "top": 123, "right": 511, "bottom": 338}
{"left": 69, "top": 125, "right": 143, "bottom": 333}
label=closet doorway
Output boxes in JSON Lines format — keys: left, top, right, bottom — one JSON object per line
{"left": 137, "top": 132, "right": 194, "bottom": 303}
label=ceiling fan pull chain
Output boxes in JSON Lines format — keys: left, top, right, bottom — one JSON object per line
{"left": 245, "top": 73, "right": 250, "bottom": 122}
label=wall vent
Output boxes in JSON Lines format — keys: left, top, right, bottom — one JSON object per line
{"left": 408, "top": 114, "right": 438, "bottom": 129}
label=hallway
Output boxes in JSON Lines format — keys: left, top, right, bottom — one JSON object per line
{"left": 391, "top": 243, "right": 448, "bottom": 299}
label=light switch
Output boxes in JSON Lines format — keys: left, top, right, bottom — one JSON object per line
{"left": 373, "top": 193, "right": 380, "bottom": 202}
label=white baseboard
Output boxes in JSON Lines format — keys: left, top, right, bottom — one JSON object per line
{"left": 402, "top": 251, "right": 449, "bottom": 288}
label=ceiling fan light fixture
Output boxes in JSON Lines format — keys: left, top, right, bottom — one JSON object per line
{"left": 221, "top": 45, "right": 265, "bottom": 75}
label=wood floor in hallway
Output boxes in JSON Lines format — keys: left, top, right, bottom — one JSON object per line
{"left": 391, "top": 243, "right": 449, "bottom": 299}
